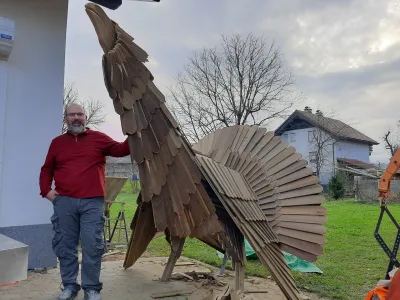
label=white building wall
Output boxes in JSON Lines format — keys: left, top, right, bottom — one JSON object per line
{"left": 0, "top": 0, "right": 68, "bottom": 227}
{"left": 279, "top": 127, "right": 372, "bottom": 185}
{"left": 280, "top": 128, "right": 315, "bottom": 160}
{"left": 334, "top": 140, "right": 370, "bottom": 162}
{"left": 280, "top": 127, "right": 335, "bottom": 185}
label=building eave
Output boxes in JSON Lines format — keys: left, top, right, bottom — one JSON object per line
{"left": 330, "top": 135, "right": 380, "bottom": 146}
{"left": 275, "top": 110, "right": 379, "bottom": 146}
{"left": 274, "top": 111, "right": 304, "bottom": 135}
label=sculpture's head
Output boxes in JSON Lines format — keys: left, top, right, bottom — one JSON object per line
{"left": 85, "top": 3, "right": 116, "bottom": 53}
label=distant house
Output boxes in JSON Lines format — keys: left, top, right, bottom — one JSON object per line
{"left": 105, "top": 155, "right": 138, "bottom": 180}
{"left": 274, "top": 107, "right": 379, "bottom": 186}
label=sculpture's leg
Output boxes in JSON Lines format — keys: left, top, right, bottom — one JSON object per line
{"left": 234, "top": 260, "right": 244, "bottom": 293}
{"left": 161, "top": 235, "right": 185, "bottom": 281}
{"left": 219, "top": 252, "right": 229, "bottom": 276}
{"left": 234, "top": 239, "right": 245, "bottom": 294}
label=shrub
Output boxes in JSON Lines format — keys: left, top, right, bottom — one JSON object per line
{"left": 328, "top": 175, "right": 345, "bottom": 199}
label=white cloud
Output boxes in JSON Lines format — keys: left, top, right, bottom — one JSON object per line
{"left": 147, "top": 57, "right": 159, "bottom": 67}
{"left": 64, "top": 0, "right": 400, "bottom": 164}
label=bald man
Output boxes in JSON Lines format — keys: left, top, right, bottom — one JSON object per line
{"left": 39, "top": 104, "right": 130, "bottom": 300}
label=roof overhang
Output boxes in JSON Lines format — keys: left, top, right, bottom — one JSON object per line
{"left": 275, "top": 110, "right": 379, "bottom": 146}
{"left": 89, "top": 0, "right": 160, "bottom": 10}
{"left": 274, "top": 111, "right": 301, "bottom": 135}
{"left": 275, "top": 114, "right": 314, "bottom": 136}
{"left": 337, "top": 158, "right": 376, "bottom": 170}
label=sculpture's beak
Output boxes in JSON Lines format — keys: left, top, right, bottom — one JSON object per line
{"left": 85, "top": 3, "right": 115, "bottom": 53}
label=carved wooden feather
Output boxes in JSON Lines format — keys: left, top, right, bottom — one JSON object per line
{"left": 193, "top": 124, "right": 328, "bottom": 263}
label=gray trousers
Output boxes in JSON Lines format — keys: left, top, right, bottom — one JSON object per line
{"left": 50, "top": 195, "right": 106, "bottom": 292}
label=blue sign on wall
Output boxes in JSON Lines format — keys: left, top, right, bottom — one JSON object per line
{"left": 0, "top": 34, "right": 12, "bottom": 40}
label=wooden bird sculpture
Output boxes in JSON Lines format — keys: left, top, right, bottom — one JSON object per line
{"left": 85, "top": 3, "right": 327, "bottom": 299}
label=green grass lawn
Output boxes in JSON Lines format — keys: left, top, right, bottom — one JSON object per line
{"left": 109, "top": 182, "right": 400, "bottom": 300}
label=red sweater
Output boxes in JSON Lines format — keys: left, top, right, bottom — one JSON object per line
{"left": 39, "top": 129, "right": 130, "bottom": 199}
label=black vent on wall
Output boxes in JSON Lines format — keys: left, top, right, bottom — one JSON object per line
{"left": 89, "top": 0, "right": 122, "bottom": 10}
{"left": 89, "top": 0, "right": 161, "bottom": 10}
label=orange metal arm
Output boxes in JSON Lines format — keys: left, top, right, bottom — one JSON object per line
{"left": 378, "top": 149, "right": 400, "bottom": 200}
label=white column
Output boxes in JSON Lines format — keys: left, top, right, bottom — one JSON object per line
{"left": 0, "top": 61, "right": 8, "bottom": 218}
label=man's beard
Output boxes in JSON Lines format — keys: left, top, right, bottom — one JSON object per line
{"left": 68, "top": 124, "right": 85, "bottom": 134}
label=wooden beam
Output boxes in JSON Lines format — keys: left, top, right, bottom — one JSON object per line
{"left": 160, "top": 236, "right": 185, "bottom": 281}
{"left": 234, "top": 261, "right": 244, "bottom": 293}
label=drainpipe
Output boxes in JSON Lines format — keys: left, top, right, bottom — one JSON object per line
{"left": 332, "top": 140, "right": 338, "bottom": 176}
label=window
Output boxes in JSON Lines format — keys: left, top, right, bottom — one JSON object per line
{"left": 308, "top": 130, "right": 317, "bottom": 142}
{"left": 308, "top": 130, "right": 313, "bottom": 142}
{"left": 290, "top": 133, "right": 296, "bottom": 142}
{"left": 309, "top": 151, "right": 317, "bottom": 163}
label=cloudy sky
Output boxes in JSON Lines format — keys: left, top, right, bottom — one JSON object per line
{"left": 64, "top": 0, "right": 400, "bottom": 164}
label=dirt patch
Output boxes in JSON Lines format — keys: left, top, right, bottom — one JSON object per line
{"left": 0, "top": 255, "right": 327, "bottom": 300}
{"left": 101, "top": 252, "right": 127, "bottom": 262}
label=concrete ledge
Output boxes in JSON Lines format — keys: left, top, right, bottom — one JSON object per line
{"left": 0, "top": 233, "right": 28, "bottom": 285}
{"left": 0, "top": 223, "right": 56, "bottom": 269}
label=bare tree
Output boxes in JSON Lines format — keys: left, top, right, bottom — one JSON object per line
{"left": 63, "top": 83, "right": 106, "bottom": 133}
{"left": 307, "top": 110, "right": 347, "bottom": 179}
{"left": 168, "top": 33, "right": 302, "bottom": 143}
{"left": 309, "top": 126, "right": 334, "bottom": 179}
{"left": 382, "top": 123, "right": 399, "bottom": 158}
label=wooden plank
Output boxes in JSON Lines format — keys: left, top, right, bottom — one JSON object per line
{"left": 161, "top": 237, "right": 185, "bottom": 281}
{"left": 276, "top": 222, "right": 327, "bottom": 235}
{"left": 150, "top": 290, "right": 190, "bottom": 298}
{"left": 234, "top": 261, "right": 245, "bottom": 293}
{"left": 105, "top": 176, "right": 128, "bottom": 202}
{"left": 276, "top": 176, "right": 320, "bottom": 193}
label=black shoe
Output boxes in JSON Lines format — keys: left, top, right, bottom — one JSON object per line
{"left": 84, "top": 289, "right": 101, "bottom": 300}
{"left": 56, "top": 287, "right": 78, "bottom": 300}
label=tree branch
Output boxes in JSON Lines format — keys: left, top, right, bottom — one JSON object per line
{"left": 382, "top": 130, "right": 399, "bottom": 158}
{"left": 62, "top": 83, "right": 106, "bottom": 134}
{"left": 169, "top": 33, "right": 301, "bottom": 143}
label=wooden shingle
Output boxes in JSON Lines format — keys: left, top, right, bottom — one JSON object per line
{"left": 193, "top": 125, "right": 328, "bottom": 264}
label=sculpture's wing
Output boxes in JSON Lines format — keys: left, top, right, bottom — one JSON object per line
{"left": 86, "top": 5, "right": 226, "bottom": 254}
{"left": 193, "top": 125, "right": 327, "bottom": 263}
{"left": 123, "top": 192, "right": 157, "bottom": 268}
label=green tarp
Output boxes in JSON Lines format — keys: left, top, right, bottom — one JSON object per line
{"left": 217, "top": 239, "right": 323, "bottom": 274}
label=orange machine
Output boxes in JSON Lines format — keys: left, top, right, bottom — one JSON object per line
{"left": 376, "top": 149, "right": 400, "bottom": 279}
{"left": 378, "top": 149, "right": 400, "bottom": 204}
{"left": 366, "top": 149, "right": 400, "bottom": 299}
{"left": 365, "top": 270, "right": 400, "bottom": 300}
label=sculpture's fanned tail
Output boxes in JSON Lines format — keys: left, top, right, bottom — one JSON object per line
{"left": 193, "top": 125, "right": 327, "bottom": 263}
{"left": 195, "top": 154, "right": 302, "bottom": 299}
